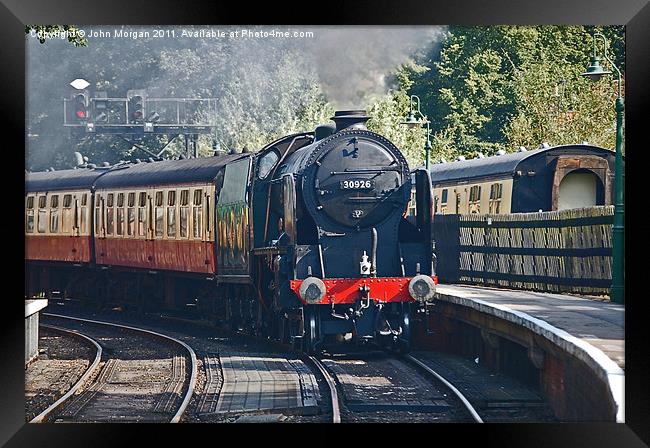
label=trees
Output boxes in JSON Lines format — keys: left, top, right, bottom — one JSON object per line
{"left": 25, "top": 25, "right": 88, "bottom": 47}
{"left": 26, "top": 26, "right": 333, "bottom": 170}
{"left": 26, "top": 25, "right": 625, "bottom": 171}
{"left": 406, "top": 26, "right": 624, "bottom": 162}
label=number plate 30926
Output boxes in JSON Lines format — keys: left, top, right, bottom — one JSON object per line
{"left": 340, "top": 179, "right": 374, "bottom": 190}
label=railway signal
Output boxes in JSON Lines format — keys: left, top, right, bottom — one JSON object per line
{"left": 63, "top": 87, "right": 216, "bottom": 159}
{"left": 93, "top": 91, "right": 109, "bottom": 123}
{"left": 127, "top": 89, "right": 146, "bottom": 124}
{"left": 71, "top": 91, "right": 88, "bottom": 123}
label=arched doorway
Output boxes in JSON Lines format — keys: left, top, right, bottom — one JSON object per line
{"left": 557, "top": 170, "right": 600, "bottom": 210}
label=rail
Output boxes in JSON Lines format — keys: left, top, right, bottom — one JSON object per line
{"left": 306, "top": 356, "right": 341, "bottom": 423}
{"left": 30, "top": 324, "right": 103, "bottom": 423}
{"left": 404, "top": 354, "right": 483, "bottom": 423}
{"left": 42, "top": 313, "right": 197, "bottom": 423}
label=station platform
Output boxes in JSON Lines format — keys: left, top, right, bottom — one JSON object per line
{"left": 431, "top": 284, "right": 625, "bottom": 422}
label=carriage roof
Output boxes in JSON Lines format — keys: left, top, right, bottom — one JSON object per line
{"left": 25, "top": 153, "right": 249, "bottom": 192}
{"left": 427, "top": 144, "right": 614, "bottom": 184}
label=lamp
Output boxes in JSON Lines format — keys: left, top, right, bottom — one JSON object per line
{"left": 401, "top": 95, "right": 432, "bottom": 169}
{"left": 580, "top": 32, "right": 624, "bottom": 304}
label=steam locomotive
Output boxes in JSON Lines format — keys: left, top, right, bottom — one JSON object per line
{"left": 25, "top": 110, "right": 437, "bottom": 353}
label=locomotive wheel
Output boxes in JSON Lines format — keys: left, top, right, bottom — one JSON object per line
{"left": 276, "top": 312, "right": 289, "bottom": 344}
{"left": 288, "top": 312, "right": 303, "bottom": 351}
{"left": 303, "top": 307, "right": 322, "bottom": 354}
{"left": 397, "top": 303, "right": 412, "bottom": 353}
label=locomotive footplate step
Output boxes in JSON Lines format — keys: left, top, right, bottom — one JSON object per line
{"left": 322, "top": 356, "right": 450, "bottom": 413}
{"left": 211, "top": 352, "right": 321, "bottom": 416}
{"left": 412, "top": 351, "right": 545, "bottom": 408}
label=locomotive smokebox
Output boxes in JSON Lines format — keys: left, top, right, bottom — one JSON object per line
{"left": 331, "top": 110, "right": 370, "bottom": 133}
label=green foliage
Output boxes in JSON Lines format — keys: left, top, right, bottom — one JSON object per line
{"left": 25, "top": 25, "right": 88, "bottom": 47}
{"left": 26, "top": 26, "right": 334, "bottom": 170}
{"left": 410, "top": 25, "right": 624, "bottom": 160}
{"left": 26, "top": 25, "right": 625, "bottom": 172}
{"left": 365, "top": 65, "right": 430, "bottom": 168}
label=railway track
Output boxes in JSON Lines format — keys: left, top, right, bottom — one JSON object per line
{"left": 39, "top": 309, "right": 331, "bottom": 422}
{"left": 403, "top": 354, "right": 483, "bottom": 422}
{"left": 36, "top": 306, "right": 552, "bottom": 423}
{"left": 27, "top": 325, "right": 103, "bottom": 423}
{"left": 312, "top": 350, "right": 483, "bottom": 423}
{"left": 37, "top": 313, "right": 197, "bottom": 423}
{"left": 305, "top": 355, "right": 341, "bottom": 423}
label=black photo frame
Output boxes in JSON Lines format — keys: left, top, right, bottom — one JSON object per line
{"left": 4, "top": 0, "right": 649, "bottom": 445}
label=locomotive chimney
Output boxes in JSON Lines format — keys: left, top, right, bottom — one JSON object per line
{"left": 331, "top": 110, "right": 370, "bottom": 133}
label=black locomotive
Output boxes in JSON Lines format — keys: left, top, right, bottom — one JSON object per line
{"left": 25, "top": 110, "right": 437, "bottom": 353}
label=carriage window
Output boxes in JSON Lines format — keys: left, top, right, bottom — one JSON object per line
{"left": 258, "top": 150, "right": 279, "bottom": 179}
{"left": 107, "top": 206, "right": 114, "bottom": 235}
{"left": 117, "top": 193, "right": 124, "bottom": 208}
{"left": 138, "top": 193, "right": 147, "bottom": 237}
{"left": 38, "top": 208, "right": 47, "bottom": 233}
{"left": 80, "top": 201, "right": 87, "bottom": 232}
{"left": 26, "top": 210, "right": 35, "bottom": 233}
{"left": 127, "top": 207, "right": 135, "bottom": 236}
{"left": 26, "top": 196, "right": 35, "bottom": 233}
{"left": 50, "top": 208, "right": 59, "bottom": 233}
{"left": 489, "top": 183, "right": 503, "bottom": 214}
{"left": 441, "top": 189, "right": 448, "bottom": 204}
{"left": 180, "top": 207, "right": 188, "bottom": 238}
{"left": 193, "top": 207, "right": 202, "bottom": 239}
{"left": 62, "top": 195, "right": 72, "bottom": 232}
{"left": 49, "top": 195, "right": 59, "bottom": 233}
{"left": 39, "top": 196, "right": 46, "bottom": 208}
{"left": 117, "top": 208, "right": 124, "bottom": 235}
{"left": 469, "top": 186, "right": 481, "bottom": 202}
{"left": 81, "top": 193, "right": 87, "bottom": 206}
{"left": 156, "top": 191, "right": 163, "bottom": 206}
{"left": 179, "top": 192, "right": 189, "bottom": 237}
{"left": 107, "top": 193, "right": 114, "bottom": 207}
{"left": 468, "top": 186, "right": 481, "bottom": 214}
{"left": 138, "top": 208, "right": 146, "bottom": 237}
{"left": 490, "top": 183, "right": 503, "bottom": 200}
{"left": 168, "top": 191, "right": 176, "bottom": 206}
{"left": 155, "top": 208, "right": 163, "bottom": 237}
{"left": 128, "top": 192, "right": 135, "bottom": 207}
{"left": 194, "top": 189, "right": 203, "bottom": 205}
{"left": 167, "top": 207, "right": 176, "bottom": 237}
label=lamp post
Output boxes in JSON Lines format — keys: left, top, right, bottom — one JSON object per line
{"left": 580, "top": 32, "right": 624, "bottom": 304}
{"left": 401, "top": 95, "right": 432, "bottom": 170}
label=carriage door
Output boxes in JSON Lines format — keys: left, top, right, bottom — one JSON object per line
{"left": 216, "top": 156, "right": 252, "bottom": 278}
{"left": 94, "top": 193, "right": 107, "bottom": 264}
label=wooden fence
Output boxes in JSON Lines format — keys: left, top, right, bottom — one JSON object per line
{"left": 433, "top": 206, "right": 614, "bottom": 295}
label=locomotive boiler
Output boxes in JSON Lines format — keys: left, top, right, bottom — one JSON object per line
{"left": 25, "top": 110, "right": 437, "bottom": 353}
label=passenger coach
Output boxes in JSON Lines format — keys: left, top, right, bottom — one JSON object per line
{"left": 427, "top": 144, "right": 619, "bottom": 215}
